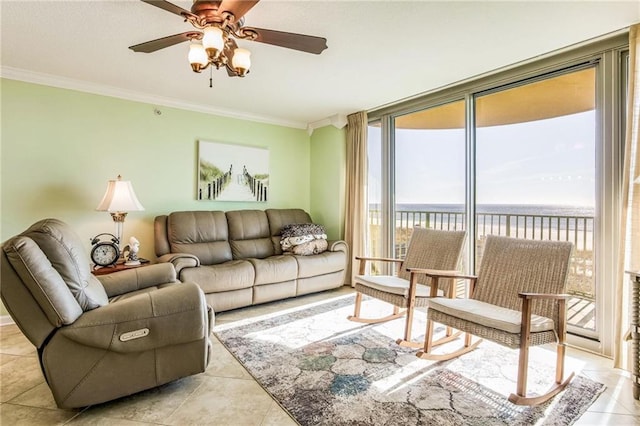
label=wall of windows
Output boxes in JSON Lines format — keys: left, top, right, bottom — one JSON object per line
{"left": 367, "top": 34, "right": 628, "bottom": 355}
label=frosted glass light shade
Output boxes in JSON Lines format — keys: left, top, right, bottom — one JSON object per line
{"left": 188, "top": 43, "right": 208, "bottom": 66}
{"left": 232, "top": 48, "right": 251, "bottom": 73}
{"left": 202, "top": 27, "right": 224, "bottom": 52}
{"left": 96, "top": 176, "right": 144, "bottom": 213}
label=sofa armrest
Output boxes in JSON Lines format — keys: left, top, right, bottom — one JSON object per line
{"left": 97, "top": 263, "right": 178, "bottom": 298}
{"left": 157, "top": 253, "right": 200, "bottom": 276}
{"left": 327, "top": 240, "right": 348, "bottom": 254}
{"left": 59, "top": 282, "right": 208, "bottom": 353}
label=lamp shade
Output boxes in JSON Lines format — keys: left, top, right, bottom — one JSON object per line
{"left": 96, "top": 176, "right": 144, "bottom": 212}
{"left": 232, "top": 48, "right": 251, "bottom": 74}
{"left": 188, "top": 43, "right": 208, "bottom": 66}
{"left": 202, "top": 26, "right": 224, "bottom": 52}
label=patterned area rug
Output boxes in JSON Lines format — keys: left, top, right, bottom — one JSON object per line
{"left": 214, "top": 293, "right": 605, "bottom": 425}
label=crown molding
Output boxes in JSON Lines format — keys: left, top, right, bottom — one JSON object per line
{"left": 306, "top": 114, "right": 348, "bottom": 135}
{"left": 0, "top": 66, "right": 307, "bottom": 130}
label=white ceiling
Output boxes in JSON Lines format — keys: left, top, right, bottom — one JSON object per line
{"left": 1, "top": 1, "right": 638, "bottom": 130}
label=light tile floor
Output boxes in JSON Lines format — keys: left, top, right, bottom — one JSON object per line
{"left": 1, "top": 287, "right": 639, "bottom": 425}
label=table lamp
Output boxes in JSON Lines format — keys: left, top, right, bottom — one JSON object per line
{"left": 95, "top": 175, "right": 144, "bottom": 258}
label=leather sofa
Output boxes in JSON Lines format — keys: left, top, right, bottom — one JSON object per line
{"left": 154, "top": 209, "right": 348, "bottom": 312}
{"left": 1, "top": 219, "right": 212, "bottom": 408}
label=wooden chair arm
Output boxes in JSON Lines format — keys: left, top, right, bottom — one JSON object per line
{"left": 406, "top": 268, "right": 476, "bottom": 281}
{"left": 407, "top": 268, "right": 475, "bottom": 298}
{"left": 519, "top": 292, "right": 570, "bottom": 356}
{"left": 518, "top": 293, "right": 571, "bottom": 300}
{"left": 355, "top": 256, "right": 404, "bottom": 276}
{"left": 355, "top": 256, "right": 403, "bottom": 264}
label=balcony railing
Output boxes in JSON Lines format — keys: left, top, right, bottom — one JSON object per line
{"left": 367, "top": 208, "right": 594, "bottom": 299}
{"left": 368, "top": 208, "right": 595, "bottom": 331}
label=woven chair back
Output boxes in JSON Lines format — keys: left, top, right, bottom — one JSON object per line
{"left": 397, "top": 228, "right": 466, "bottom": 295}
{"left": 473, "top": 235, "right": 573, "bottom": 330}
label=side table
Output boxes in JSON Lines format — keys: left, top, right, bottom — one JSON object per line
{"left": 628, "top": 270, "right": 640, "bottom": 400}
{"left": 92, "top": 260, "right": 150, "bottom": 276}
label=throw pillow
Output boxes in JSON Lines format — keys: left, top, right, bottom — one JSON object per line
{"left": 280, "top": 223, "right": 328, "bottom": 255}
{"left": 287, "top": 239, "right": 329, "bottom": 256}
{"left": 281, "top": 223, "right": 326, "bottom": 238}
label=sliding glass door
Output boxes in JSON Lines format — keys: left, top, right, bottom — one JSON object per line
{"left": 366, "top": 37, "right": 628, "bottom": 351}
{"left": 475, "top": 67, "right": 597, "bottom": 336}
{"left": 393, "top": 102, "right": 467, "bottom": 261}
{"left": 367, "top": 102, "right": 467, "bottom": 275}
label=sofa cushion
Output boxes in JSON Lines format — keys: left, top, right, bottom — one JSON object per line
{"left": 226, "top": 210, "right": 274, "bottom": 259}
{"left": 253, "top": 281, "right": 296, "bottom": 304}
{"left": 180, "top": 260, "right": 255, "bottom": 293}
{"left": 249, "top": 256, "right": 298, "bottom": 285}
{"left": 295, "top": 250, "right": 347, "bottom": 278}
{"left": 168, "top": 211, "right": 232, "bottom": 265}
{"left": 204, "top": 288, "right": 252, "bottom": 313}
{"left": 21, "top": 218, "right": 108, "bottom": 311}
{"left": 266, "top": 209, "right": 313, "bottom": 254}
{"left": 297, "top": 272, "right": 345, "bottom": 296}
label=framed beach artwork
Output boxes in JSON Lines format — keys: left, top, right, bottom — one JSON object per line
{"left": 197, "top": 140, "right": 270, "bottom": 202}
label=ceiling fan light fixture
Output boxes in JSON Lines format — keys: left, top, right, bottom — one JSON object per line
{"left": 232, "top": 48, "right": 251, "bottom": 76}
{"left": 130, "top": 0, "right": 328, "bottom": 86}
{"left": 188, "top": 43, "right": 208, "bottom": 72}
{"left": 202, "top": 26, "right": 224, "bottom": 58}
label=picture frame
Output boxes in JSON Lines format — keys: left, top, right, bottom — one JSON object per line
{"left": 197, "top": 140, "right": 270, "bottom": 202}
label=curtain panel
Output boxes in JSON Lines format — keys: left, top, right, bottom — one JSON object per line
{"left": 344, "top": 111, "right": 368, "bottom": 286}
{"left": 615, "top": 24, "right": 640, "bottom": 370}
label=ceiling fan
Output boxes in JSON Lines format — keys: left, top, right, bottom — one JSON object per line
{"left": 129, "top": 0, "right": 328, "bottom": 84}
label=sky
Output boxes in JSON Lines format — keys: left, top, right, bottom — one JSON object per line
{"left": 368, "top": 110, "right": 595, "bottom": 207}
{"left": 199, "top": 139, "right": 269, "bottom": 178}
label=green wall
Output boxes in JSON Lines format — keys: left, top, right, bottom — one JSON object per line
{"left": 1, "top": 78, "right": 348, "bottom": 316}
{"left": 310, "top": 125, "right": 346, "bottom": 240}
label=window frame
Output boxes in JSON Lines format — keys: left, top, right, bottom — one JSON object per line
{"left": 367, "top": 33, "right": 628, "bottom": 356}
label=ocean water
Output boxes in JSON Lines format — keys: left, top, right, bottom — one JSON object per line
{"left": 370, "top": 203, "right": 595, "bottom": 217}
{"left": 369, "top": 203, "right": 595, "bottom": 250}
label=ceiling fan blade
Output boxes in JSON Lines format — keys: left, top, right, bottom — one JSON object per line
{"left": 140, "top": 0, "right": 197, "bottom": 19}
{"left": 249, "top": 28, "right": 328, "bottom": 54}
{"left": 219, "top": 0, "right": 260, "bottom": 22}
{"left": 129, "top": 31, "right": 201, "bottom": 53}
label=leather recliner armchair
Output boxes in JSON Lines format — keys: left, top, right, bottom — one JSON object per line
{"left": 1, "top": 218, "right": 213, "bottom": 408}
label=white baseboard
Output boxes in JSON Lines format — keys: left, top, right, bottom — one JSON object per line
{"left": 0, "top": 315, "right": 15, "bottom": 326}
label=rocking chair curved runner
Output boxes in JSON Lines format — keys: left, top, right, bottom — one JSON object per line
{"left": 348, "top": 227, "right": 466, "bottom": 348}
{"left": 414, "top": 235, "right": 574, "bottom": 406}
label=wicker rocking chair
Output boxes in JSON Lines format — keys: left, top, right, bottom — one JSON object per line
{"left": 414, "top": 235, "right": 574, "bottom": 406}
{"left": 347, "top": 227, "right": 466, "bottom": 348}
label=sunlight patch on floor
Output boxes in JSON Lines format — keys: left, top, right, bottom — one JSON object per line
{"left": 216, "top": 296, "right": 410, "bottom": 350}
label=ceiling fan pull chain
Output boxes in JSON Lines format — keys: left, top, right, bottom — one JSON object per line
{"left": 209, "top": 66, "right": 213, "bottom": 88}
